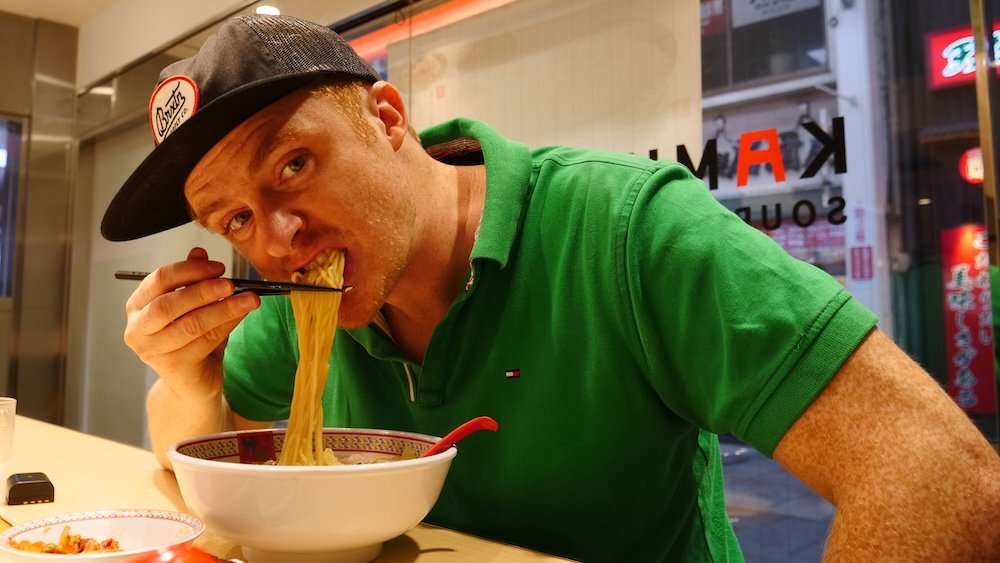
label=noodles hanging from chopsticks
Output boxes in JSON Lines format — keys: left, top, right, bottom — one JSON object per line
{"left": 277, "top": 249, "right": 345, "bottom": 466}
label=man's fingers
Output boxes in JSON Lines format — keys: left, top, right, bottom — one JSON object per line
{"left": 167, "top": 293, "right": 258, "bottom": 343}
{"left": 137, "top": 279, "right": 236, "bottom": 334}
{"left": 125, "top": 259, "right": 227, "bottom": 313}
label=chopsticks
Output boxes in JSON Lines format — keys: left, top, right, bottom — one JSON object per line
{"left": 114, "top": 270, "right": 352, "bottom": 296}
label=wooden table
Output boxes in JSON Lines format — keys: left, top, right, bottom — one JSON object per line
{"left": 0, "top": 416, "right": 568, "bottom": 562}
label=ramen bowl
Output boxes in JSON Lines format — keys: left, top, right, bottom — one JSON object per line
{"left": 0, "top": 509, "right": 204, "bottom": 562}
{"left": 167, "top": 427, "right": 456, "bottom": 563}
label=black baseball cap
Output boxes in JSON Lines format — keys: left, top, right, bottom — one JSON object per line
{"left": 100, "top": 14, "right": 381, "bottom": 241}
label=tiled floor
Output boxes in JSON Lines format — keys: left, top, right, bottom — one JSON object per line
{"left": 721, "top": 437, "right": 833, "bottom": 563}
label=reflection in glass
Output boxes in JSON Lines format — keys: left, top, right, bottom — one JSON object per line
{"left": 701, "top": 0, "right": 828, "bottom": 93}
{"left": 0, "top": 119, "right": 21, "bottom": 298}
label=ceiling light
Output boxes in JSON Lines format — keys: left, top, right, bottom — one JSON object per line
{"left": 255, "top": 5, "right": 280, "bottom": 16}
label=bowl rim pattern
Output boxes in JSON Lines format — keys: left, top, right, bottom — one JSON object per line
{"left": 167, "top": 426, "right": 456, "bottom": 474}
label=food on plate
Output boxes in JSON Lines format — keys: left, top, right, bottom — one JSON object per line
{"left": 8, "top": 525, "right": 120, "bottom": 553}
{"left": 278, "top": 249, "right": 346, "bottom": 466}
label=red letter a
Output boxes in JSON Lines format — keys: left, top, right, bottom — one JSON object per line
{"left": 736, "top": 129, "right": 785, "bottom": 187}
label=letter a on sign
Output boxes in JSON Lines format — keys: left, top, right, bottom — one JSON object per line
{"left": 736, "top": 128, "right": 786, "bottom": 187}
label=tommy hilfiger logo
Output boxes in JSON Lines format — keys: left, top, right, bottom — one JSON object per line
{"left": 505, "top": 369, "right": 521, "bottom": 379}
{"left": 149, "top": 75, "right": 200, "bottom": 145}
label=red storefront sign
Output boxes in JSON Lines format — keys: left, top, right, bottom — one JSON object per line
{"left": 940, "top": 225, "right": 997, "bottom": 414}
{"left": 926, "top": 24, "right": 1000, "bottom": 90}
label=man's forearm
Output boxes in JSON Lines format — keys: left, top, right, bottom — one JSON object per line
{"left": 823, "top": 462, "right": 1000, "bottom": 563}
{"left": 819, "top": 443, "right": 1000, "bottom": 562}
{"left": 774, "top": 329, "right": 1000, "bottom": 562}
{"left": 146, "top": 378, "right": 231, "bottom": 470}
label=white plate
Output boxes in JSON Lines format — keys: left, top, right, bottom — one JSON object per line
{"left": 0, "top": 509, "right": 204, "bottom": 562}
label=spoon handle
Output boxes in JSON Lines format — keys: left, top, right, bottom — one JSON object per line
{"left": 421, "top": 416, "right": 499, "bottom": 458}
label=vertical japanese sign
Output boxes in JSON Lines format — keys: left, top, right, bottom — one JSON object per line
{"left": 940, "top": 225, "right": 997, "bottom": 414}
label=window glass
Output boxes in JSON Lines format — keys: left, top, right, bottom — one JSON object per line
{"left": 702, "top": 0, "right": 828, "bottom": 93}
{"left": 229, "top": 0, "right": 999, "bottom": 560}
{"left": 886, "top": 0, "right": 999, "bottom": 440}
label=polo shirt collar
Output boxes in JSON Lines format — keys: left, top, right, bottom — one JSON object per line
{"left": 419, "top": 118, "right": 532, "bottom": 269}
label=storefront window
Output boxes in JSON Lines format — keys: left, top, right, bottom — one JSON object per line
{"left": 702, "top": 0, "right": 828, "bottom": 93}
{"left": 886, "top": 0, "right": 999, "bottom": 439}
{"left": 701, "top": 93, "right": 848, "bottom": 286}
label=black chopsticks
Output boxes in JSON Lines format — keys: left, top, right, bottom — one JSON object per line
{"left": 114, "top": 270, "right": 352, "bottom": 296}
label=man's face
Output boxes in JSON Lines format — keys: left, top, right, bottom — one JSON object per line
{"left": 184, "top": 85, "right": 417, "bottom": 327}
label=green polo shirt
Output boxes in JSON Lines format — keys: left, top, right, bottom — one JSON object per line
{"left": 224, "top": 118, "right": 877, "bottom": 561}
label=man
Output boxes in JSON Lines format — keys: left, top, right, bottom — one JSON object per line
{"left": 103, "top": 14, "right": 1000, "bottom": 562}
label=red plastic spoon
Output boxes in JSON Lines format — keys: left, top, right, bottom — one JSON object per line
{"left": 421, "top": 416, "right": 499, "bottom": 458}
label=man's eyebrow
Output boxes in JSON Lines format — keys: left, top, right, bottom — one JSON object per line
{"left": 188, "top": 196, "right": 227, "bottom": 229}
{"left": 247, "top": 124, "right": 289, "bottom": 177}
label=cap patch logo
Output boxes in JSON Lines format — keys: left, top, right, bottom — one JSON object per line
{"left": 149, "top": 75, "right": 200, "bottom": 145}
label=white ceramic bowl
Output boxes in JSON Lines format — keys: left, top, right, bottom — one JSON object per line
{"left": 167, "top": 427, "right": 456, "bottom": 563}
{"left": 0, "top": 509, "right": 204, "bottom": 562}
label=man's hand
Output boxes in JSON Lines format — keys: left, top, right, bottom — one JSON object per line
{"left": 124, "top": 247, "right": 258, "bottom": 400}
{"left": 124, "top": 247, "right": 261, "bottom": 468}
{"left": 774, "top": 328, "right": 1000, "bottom": 562}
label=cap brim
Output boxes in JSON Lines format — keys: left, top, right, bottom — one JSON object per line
{"left": 100, "top": 72, "right": 323, "bottom": 242}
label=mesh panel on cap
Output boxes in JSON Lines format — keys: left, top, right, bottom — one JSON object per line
{"left": 244, "top": 16, "right": 376, "bottom": 76}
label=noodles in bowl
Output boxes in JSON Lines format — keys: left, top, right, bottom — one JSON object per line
{"left": 179, "top": 426, "right": 433, "bottom": 466}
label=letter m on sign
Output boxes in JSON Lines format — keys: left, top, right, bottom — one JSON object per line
{"left": 736, "top": 128, "right": 785, "bottom": 187}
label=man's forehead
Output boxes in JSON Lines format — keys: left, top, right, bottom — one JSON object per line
{"left": 184, "top": 92, "right": 334, "bottom": 216}
{"left": 186, "top": 103, "right": 289, "bottom": 189}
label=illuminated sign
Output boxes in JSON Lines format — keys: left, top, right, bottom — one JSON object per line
{"left": 940, "top": 225, "right": 997, "bottom": 415}
{"left": 959, "top": 147, "right": 984, "bottom": 184}
{"left": 926, "top": 24, "right": 1000, "bottom": 90}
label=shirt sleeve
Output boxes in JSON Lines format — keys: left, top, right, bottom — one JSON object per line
{"left": 223, "top": 295, "right": 300, "bottom": 422}
{"left": 621, "top": 163, "right": 878, "bottom": 456}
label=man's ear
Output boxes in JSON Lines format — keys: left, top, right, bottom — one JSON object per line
{"left": 368, "top": 81, "right": 408, "bottom": 151}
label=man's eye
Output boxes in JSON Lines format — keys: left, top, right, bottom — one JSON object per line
{"left": 226, "top": 211, "right": 252, "bottom": 233}
{"left": 280, "top": 154, "right": 307, "bottom": 180}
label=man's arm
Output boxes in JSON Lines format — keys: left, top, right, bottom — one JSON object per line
{"left": 147, "top": 378, "right": 271, "bottom": 469}
{"left": 774, "top": 328, "right": 1000, "bottom": 562}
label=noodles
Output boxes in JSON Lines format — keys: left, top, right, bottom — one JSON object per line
{"left": 277, "top": 249, "right": 345, "bottom": 466}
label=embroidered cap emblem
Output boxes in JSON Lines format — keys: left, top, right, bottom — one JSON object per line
{"left": 148, "top": 75, "right": 200, "bottom": 145}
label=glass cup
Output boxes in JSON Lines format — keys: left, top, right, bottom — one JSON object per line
{"left": 0, "top": 397, "right": 15, "bottom": 486}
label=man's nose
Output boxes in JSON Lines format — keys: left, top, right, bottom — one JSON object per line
{"left": 261, "top": 210, "right": 302, "bottom": 257}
